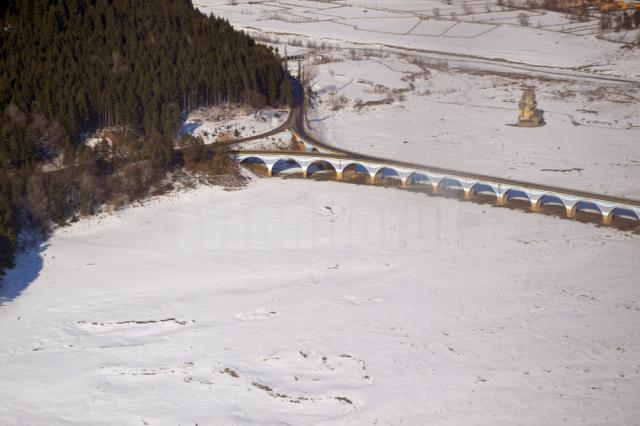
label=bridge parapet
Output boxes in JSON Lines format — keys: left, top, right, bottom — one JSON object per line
{"left": 233, "top": 151, "right": 640, "bottom": 226}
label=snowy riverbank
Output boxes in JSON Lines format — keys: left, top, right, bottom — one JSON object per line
{"left": 1, "top": 178, "right": 638, "bottom": 424}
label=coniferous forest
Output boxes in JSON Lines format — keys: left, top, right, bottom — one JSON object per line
{"left": 0, "top": 0, "right": 291, "bottom": 276}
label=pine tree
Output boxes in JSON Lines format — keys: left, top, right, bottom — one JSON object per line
{"left": 0, "top": 0, "right": 292, "bottom": 273}
{"left": 0, "top": 174, "right": 16, "bottom": 277}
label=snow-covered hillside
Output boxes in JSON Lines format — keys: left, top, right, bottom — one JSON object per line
{"left": 1, "top": 178, "right": 638, "bottom": 424}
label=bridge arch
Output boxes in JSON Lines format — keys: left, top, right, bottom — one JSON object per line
{"left": 406, "top": 172, "right": 433, "bottom": 192}
{"left": 374, "top": 167, "right": 402, "bottom": 186}
{"left": 306, "top": 160, "right": 337, "bottom": 179}
{"left": 407, "top": 172, "right": 431, "bottom": 186}
{"left": 437, "top": 177, "right": 467, "bottom": 199}
{"left": 534, "top": 194, "right": 568, "bottom": 215}
{"left": 239, "top": 156, "right": 269, "bottom": 175}
{"left": 470, "top": 183, "right": 498, "bottom": 201}
{"left": 501, "top": 188, "right": 535, "bottom": 210}
{"left": 272, "top": 158, "right": 303, "bottom": 177}
{"left": 341, "top": 162, "right": 371, "bottom": 183}
{"left": 609, "top": 207, "right": 640, "bottom": 222}
{"left": 438, "top": 177, "right": 464, "bottom": 192}
{"left": 537, "top": 194, "right": 567, "bottom": 209}
{"left": 504, "top": 189, "right": 532, "bottom": 202}
{"left": 571, "top": 200, "right": 602, "bottom": 215}
{"left": 239, "top": 156, "right": 267, "bottom": 166}
{"left": 569, "top": 200, "right": 606, "bottom": 224}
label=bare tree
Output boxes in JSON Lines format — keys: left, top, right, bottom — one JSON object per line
{"left": 25, "top": 173, "right": 49, "bottom": 231}
{"left": 329, "top": 94, "right": 349, "bottom": 111}
{"left": 302, "top": 64, "right": 319, "bottom": 89}
{"left": 432, "top": 7, "right": 441, "bottom": 17}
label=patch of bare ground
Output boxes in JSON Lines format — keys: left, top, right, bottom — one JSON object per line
{"left": 250, "top": 380, "right": 352, "bottom": 405}
{"left": 354, "top": 97, "right": 395, "bottom": 110}
{"left": 179, "top": 144, "right": 251, "bottom": 190}
{"left": 241, "top": 162, "right": 269, "bottom": 177}
{"left": 221, "top": 368, "right": 239, "bottom": 378}
{"left": 77, "top": 318, "right": 194, "bottom": 326}
{"left": 252, "top": 382, "right": 273, "bottom": 392}
{"left": 165, "top": 169, "right": 249, "bottom": 193}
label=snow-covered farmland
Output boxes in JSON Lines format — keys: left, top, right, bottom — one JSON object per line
{"left": 194, "top": 0, "right": 640, "bottom": 78}
{"left": 1, "top": 178, "right": 639, "bottom": 424}
{"left": 307, "top": 50, "right": 640, "bottom": 198}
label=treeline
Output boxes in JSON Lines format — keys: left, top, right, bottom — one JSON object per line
{"left": 0, "top": 0, "right": 291, "bottom": 277}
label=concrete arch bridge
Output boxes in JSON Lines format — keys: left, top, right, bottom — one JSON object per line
{"left": 235, "top": 150, "right": 640, "bottom": 226}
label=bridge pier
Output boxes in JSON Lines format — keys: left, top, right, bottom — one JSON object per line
{"left": 295, "top": 160, "right": 312, "bottom": 179}
{"left": 600, "top": 207, "right": 614, "bottom": 225}
{"left": 566, "top": 206, "right": 577, "bottom": 219}
{"left": 460, "top": 182, "right": 475, "bottom": 200}
{"left": 397, "top": 172, "right": 411, "bottom": 188}
{"left": 426, "top": 178, "right": 441, "bottom": 195}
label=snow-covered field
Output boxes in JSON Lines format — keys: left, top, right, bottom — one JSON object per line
{"left": 2, "top": 178, "right": 639, "bottom": 424}
{"left": 307, "top": 50, "right": 640, "bottom": 198}
{"left": 194, "top": 0, "right": 640, "bottom": 78}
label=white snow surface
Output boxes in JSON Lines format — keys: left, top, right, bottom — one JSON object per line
{"left": 1, "top": 179, "right": 639, "bottom": 424}
{"left": 309, "top": 53, "right": 640, "bottom": 198}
